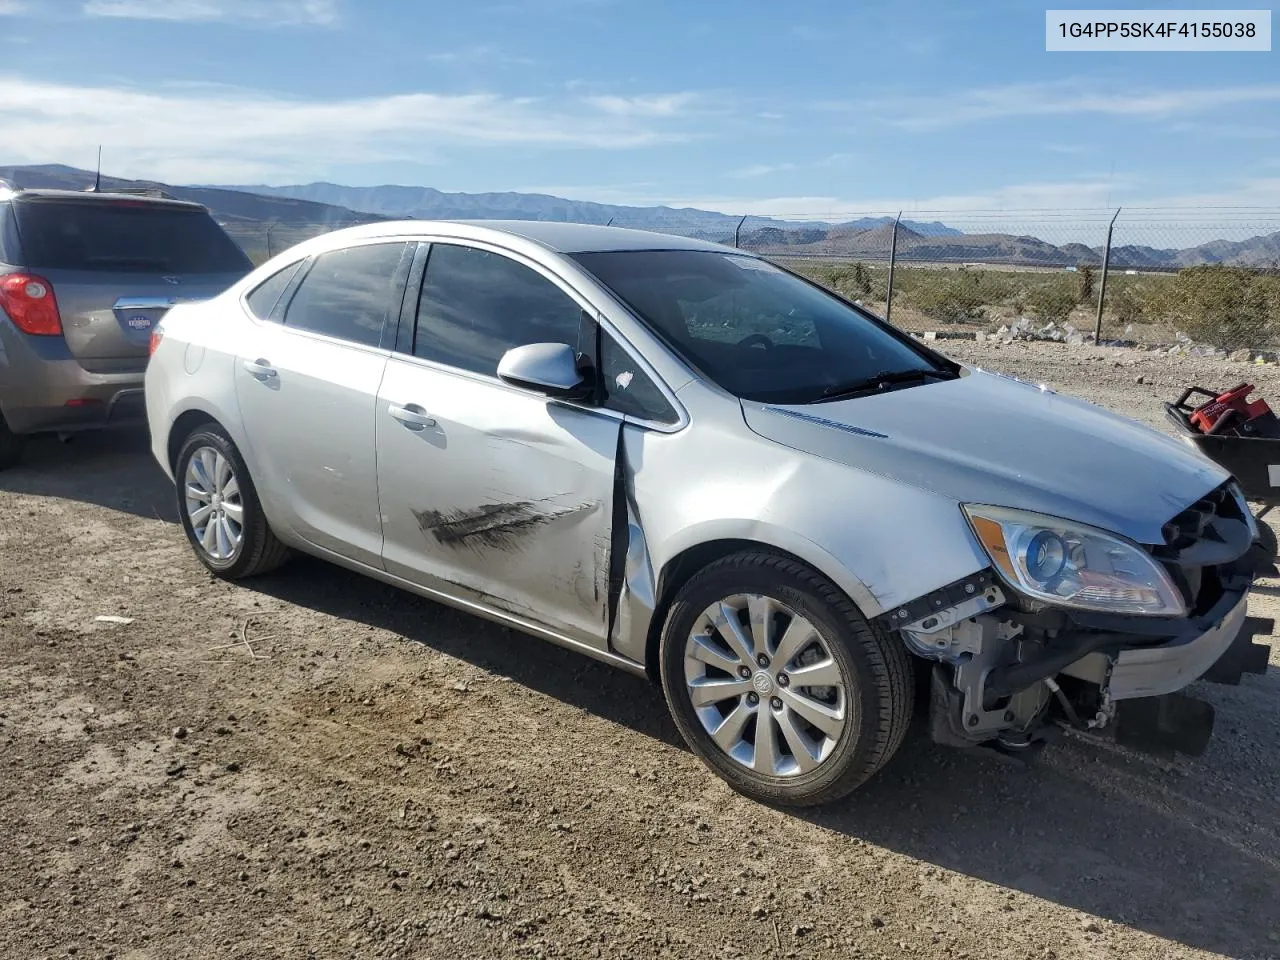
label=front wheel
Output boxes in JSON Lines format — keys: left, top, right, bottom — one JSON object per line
{"left": 659, "top": 552, "right": 913, "bottom": 807}
{"left": 174, "top": 426, "right": 289, "bottom": 579}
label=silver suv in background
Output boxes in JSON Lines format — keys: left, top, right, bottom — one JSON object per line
{"left": 0, "top": 182, "right": 251, "bottom": 468}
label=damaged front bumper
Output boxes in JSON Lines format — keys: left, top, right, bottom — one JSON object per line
{"left": 886, "top": 545, "right": 1275, "bottom": 761}
{"left": 1060, "top": 588, "right": 1267, "bottom": 700}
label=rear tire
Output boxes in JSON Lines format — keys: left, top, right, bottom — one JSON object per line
{"left": 0, "top": 413, "right": 25, "bottom": 471}
{"left": 659, "top": 551, "right": 913, "bottom": 807}
{"left": 174, "top": 425, "right": 289, "bottom": 579}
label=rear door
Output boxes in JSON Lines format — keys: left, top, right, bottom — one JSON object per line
{"left": 12, "top": 196, "right": 251, "bottom": 372}
{"left": 233, "top": 239, "right": 413, "bottom": 567}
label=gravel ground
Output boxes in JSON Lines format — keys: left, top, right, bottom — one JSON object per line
{"left": 2, "top": 340, "right": 1279, "bottom": 960}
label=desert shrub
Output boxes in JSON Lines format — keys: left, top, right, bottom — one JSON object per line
{"left": 907, "top": 271, "right": 987, "bottom": 323}
{"left": 806, "top": 261, "right": 883, "bottom": 301}
{"left": 1155, "top": 265, "right": 1280, "bottom": 350}
{"left": 1025, "top": 282, "right": 1077, "bottom": 324}
{"left": 1109, "top": 283, "right": 1147, "bottom": 325}
{"left": 1077, "top": 264, "right": 1095, "bottom": 302}
{"left": 850, "top": 261, "right": 874, "bottom": 297}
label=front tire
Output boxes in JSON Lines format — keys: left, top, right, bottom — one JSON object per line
{"left": 174, "top": 426, "right": 289, "bottom": 579}
{"left": 659, "top": 552, "right": 912, "bottom": 807}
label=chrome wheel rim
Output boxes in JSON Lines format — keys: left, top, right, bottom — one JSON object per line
{"left": 683, "top": 594, "right": 847, "bottom": 778}
{"left": 184, "top": 446, "right": 244, "bottom": 562}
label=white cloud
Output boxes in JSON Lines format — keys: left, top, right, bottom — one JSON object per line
{"left": 425, "top": 45, "right": 534, "bottom": 66}
{"left": 83, "top": 0, "right": 338, "bottom": 25}
{"left": 0, "top": 0, "right": 26, "bottom": 13}
{"left": 0, "top": 75, "right": 706, "bottom": 183}
{"left": 587, "top": 93, "right": 703, "bottom": 117}
{"left": 730, "top": 163, "right": 797, "bottom": 179}
{"left": 861, "top": 80, "right": 1280, "bottom": 131}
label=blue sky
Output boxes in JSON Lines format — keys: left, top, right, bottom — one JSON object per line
{"left": 0, "top": 0, "right": 1277, "bottom": 216}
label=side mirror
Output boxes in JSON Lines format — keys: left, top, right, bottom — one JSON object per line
{"left": 496, "top": 342, "right": 590, "bottom": 399}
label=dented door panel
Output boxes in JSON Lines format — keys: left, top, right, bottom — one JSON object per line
{"left": 376, "top": 356, "right": 621, "bottom": 648}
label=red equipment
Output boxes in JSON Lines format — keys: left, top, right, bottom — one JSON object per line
{"left": 1184, "top": 383, "right": 1274, "bottom": 436}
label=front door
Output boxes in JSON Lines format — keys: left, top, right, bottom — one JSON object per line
{"left": 375, "top": 241, "right": 620, "bottom": 646}
{"left": 234, "top": 240, "right": 413, "bottom": 567}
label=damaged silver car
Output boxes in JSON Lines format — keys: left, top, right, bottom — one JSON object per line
{"left": 145, "top": 221, "right": 1276, "bottom": 806}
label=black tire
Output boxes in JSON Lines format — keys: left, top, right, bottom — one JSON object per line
{"left": 0, "top": 412, "right": 25, "bottom": 471}
{"left": 659, "top": 551, "right": 913, "bottom": 807}
{"left": 174, "top": 425, "right": 290, "bottom": 579}
{"left": 1255, "top": 511, "right": 1276, "bottom": 559}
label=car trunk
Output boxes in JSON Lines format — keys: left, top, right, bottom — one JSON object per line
{"left": 12, "top": 196, "right": 251, "bottom": 373}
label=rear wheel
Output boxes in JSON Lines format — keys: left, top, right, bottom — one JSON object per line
{"left": 659, "top": 552, "right": 913, "bottom": 807}
{"left": 175, "top": 426, "right": 289, "bottom": 578}
{"left": 0, "top": 412, "right": 25, "bottom": 471}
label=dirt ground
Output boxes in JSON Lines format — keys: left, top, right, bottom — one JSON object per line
{"left": 2, "top": 340, "right": 1279, "bottom": 960}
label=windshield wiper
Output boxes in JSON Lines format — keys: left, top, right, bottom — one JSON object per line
{"left": 817, "top": 368, "right": 955, "bottom": 401}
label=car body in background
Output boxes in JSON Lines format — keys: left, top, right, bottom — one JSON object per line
{"left": 0, "top": 181, "right": 251, "bottom": 468}
{"left": 146, "top": 220, "right": 1274, "bottom": 806}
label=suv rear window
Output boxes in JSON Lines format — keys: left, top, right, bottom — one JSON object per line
{"left": 13, "top": 200, "right": 251, "bottom": 274}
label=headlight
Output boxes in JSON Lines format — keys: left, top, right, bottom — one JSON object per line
{"left": 962, "top": 504, "right": 1186, "bottom": 617}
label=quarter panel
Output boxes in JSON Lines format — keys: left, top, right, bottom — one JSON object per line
{"left": 145, "top": 299, "right": 259, "bottom": 483}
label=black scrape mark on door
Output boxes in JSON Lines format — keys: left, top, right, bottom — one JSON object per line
{"left": 413, "top": 500, "right": 591, "bottom": 552}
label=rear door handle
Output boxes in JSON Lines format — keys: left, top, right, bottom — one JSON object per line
{"left": 243, "top": 358, "right": 277, "bottom": 381}
{"left": 387, "top": 402, "right": 437, "bottom": 430}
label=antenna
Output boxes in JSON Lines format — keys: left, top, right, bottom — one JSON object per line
{"left": 92, "top": 145, "right": 102, "bottom": 192}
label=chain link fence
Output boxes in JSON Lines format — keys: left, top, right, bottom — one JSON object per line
{"left": 222, "top": 207, "right": 1280, "bottom": 354}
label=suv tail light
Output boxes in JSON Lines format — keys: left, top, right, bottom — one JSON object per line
{"left": 149, "top": 326, "right": 164, "bottom": 356}
{"left": 0, "top": 273, "right": 62, "bottom": 335}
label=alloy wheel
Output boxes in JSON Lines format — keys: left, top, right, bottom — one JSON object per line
{"left": 184, "top": 446, "right": 244, "bottom": 562}
{"left": 683, "top": 594, "right": 848, "bottom": 777}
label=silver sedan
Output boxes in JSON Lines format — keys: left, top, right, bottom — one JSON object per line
{"left": 145, "top": 221, "right": 1272, "bottom": 806}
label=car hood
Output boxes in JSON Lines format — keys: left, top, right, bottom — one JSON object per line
{"left": 740, "top": 367, "right": 1230, "bottom": 545}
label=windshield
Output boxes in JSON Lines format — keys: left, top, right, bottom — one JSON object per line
{"left": 14, "top": 200, "right": 252, "bottom": 275}
{"left": 571, "top": 250, "right": 950, "bottom": 404}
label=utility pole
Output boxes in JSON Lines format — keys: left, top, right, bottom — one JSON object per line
{"left": 885, "top": 211, "right": 902, "bottom": 323}
{"left": 1094, "top": 207, "right": 1121, "bottom": 343}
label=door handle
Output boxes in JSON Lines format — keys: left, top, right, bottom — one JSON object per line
{"left": 387, "top": 402, "right": 437, "bottom": 430}
{"left": 243, "top": 358, "right": 277, "bottom": 381}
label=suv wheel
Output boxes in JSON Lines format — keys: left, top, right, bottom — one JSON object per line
{"left": 0, "top": 413, "right": 25, "bottom": 471}
{"left": 659, "top": 552, "right": 912, "bottom": 806}
{"left": 175, "top": 426, "right": 289, "bottom": 578}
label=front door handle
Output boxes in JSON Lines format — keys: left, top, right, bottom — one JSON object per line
{"left": 243, "top": 358, "right": 277, "bottom": 381}
{"left": 387, "top": 402, "right": 437, "bottom": 431}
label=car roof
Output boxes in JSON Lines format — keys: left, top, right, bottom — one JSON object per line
{"left": 296, "top": 218, "right": 741, "bottom": 256}
{"left": 1, "top": 187, "right": 207, "bottom": 212}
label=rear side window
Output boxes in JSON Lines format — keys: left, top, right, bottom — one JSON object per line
{"left": 414, "top": 243, "right": 584, "bottom": 376}
{"left": 282, "top": 242, "right": 411, "bottom": 348}
{"left": 13, "top": 200, "right": 251, "bottom": 274}
{"left": 244, "top": 261, "right": 302, "bottom": 320}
